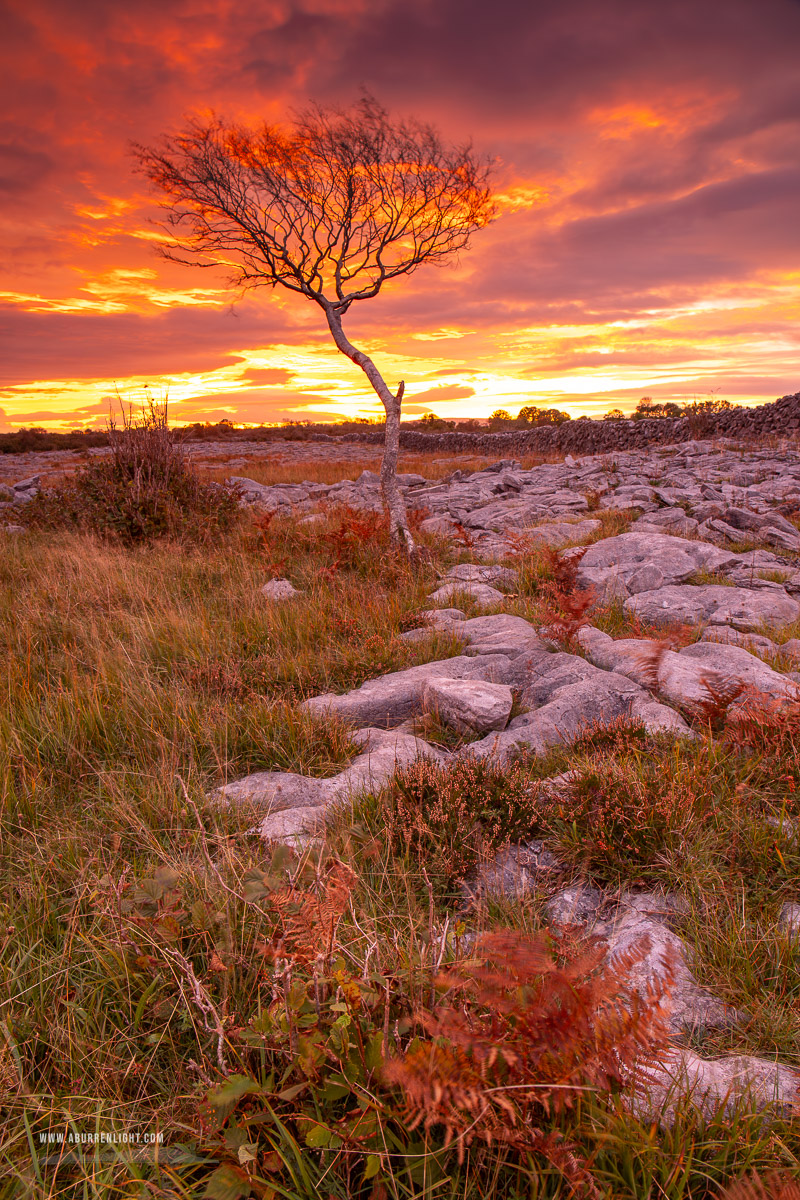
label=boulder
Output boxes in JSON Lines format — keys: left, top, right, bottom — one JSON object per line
{"left": 459, "top": 613, "right": 547, "bottom": 659}
{"left": 418, "top": 608, "right": 467, "bottom": 626}
{"left": 576, "top": 532, "right": 737, "bottom": 595}
{"left": 300, "top": 654, "right": 514, "bottom": 728}
{"left": 626, "top": 564, "right": 665, "bottom": 594}
{"left": 596, "top": 895, "right": 737, "bottom": 1037}
{"left": 699, "top": 627, "right": 778, "bottom": 657}
{"left": 419, "top": 515, "right": 458, "bottom": 537}
{"left": 778, "top": 902, "right": 800, "bottom": 939}
{"left": 522, "top": 519, "right": 602, "bottom": 547}
{"left": 441, "top": 563, "right": 519, "bottom": 589}
{"left": 462, "top": 498, "right": 545, "bottom": 531}
{"left": 255, "top": 806, "right": 328, "bottom": 844}
{"left": 545, "top": 884, "right": 604, "bottom": 927}
{"left": 631, "top": 509, "right": 699, "bottom": 537}
{"left": 624, "top": 584, "right": 800, "bottom": 632}
{"left": 464, "top": 670, "right": 656, "bottom": 764}
{"left": 632, "top": 1050, "right": 800, "bottom": 1124}
{"left": 427, "top": 581, "right": 506, "bottom": 608}
{"left": 216, "top": 727, "right": 444, "bottom": 841}
{"left": 463, "top": 840, "right": 565, "bottom": 902}
{"left": 422, "top": 677, "right": 514, "bottom": 734}
{"left": 723, "top": 506, "right": 798, "bottom": 536}
{"left": 578, "top": 626, "right": 796, "bottom": 709}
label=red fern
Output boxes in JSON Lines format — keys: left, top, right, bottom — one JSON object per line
{"left": 383, "top": 929, "right": 672, "bottom": 1195}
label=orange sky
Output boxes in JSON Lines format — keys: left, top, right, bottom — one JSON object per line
{"left": 1, "top": 0, "right": 799, "bottom": 429}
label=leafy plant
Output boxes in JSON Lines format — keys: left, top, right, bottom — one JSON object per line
{"left": 384, "top": 928, "right": 672, "bottom": 1195}
{"left": 538, "top": 547, "right": 596, "bottom": 645}
{"left": 538, "top": 757, "right": 697, "bottom": 880}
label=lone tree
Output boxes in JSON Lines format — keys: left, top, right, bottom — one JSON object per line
{"left": 133, "top": 96, "right": 496, "bottom": 552}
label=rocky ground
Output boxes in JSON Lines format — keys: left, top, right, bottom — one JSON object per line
{"left": 6, "top": 432, "right": 800, "bottom": 1127}
{"left": 211, "top": 435, "right": 800, "bottom": 1123}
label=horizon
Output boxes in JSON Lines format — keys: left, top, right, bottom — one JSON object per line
{"left": 2, "top": 0, "right": 799, "bottom": 431}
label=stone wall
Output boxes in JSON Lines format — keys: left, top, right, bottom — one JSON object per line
{"left": 323, "top": 391, "right": 800, "bottom": 456}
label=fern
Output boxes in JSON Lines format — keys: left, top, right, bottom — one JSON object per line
{"left": 722, "top": 1172, "right": 800, "bottom": 1200}
{"left": 689, "top": 673, "right": 747, "bottom": 731}
{"left": 384, "top": 929, "right": 672, "bottom": 1195}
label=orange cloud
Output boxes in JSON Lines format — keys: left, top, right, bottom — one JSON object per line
{"left": 1, "top": 0, "right": 798, "bottom": 429}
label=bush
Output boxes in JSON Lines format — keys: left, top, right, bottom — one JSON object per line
{"left": 380, "top": 756, "right": 541, "bottom": 895}
{"left": 24, "top": 398, "right": 240, "bottom": 544}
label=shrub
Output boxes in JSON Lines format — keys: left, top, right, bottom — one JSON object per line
{"left": 539, "top": 755, "right": 696, "bottom": 880}
{"left": 380, "top": 756, "right": 541, "bottom": 895}
{"left": 23, "top": 398, "right": 240, "bottom": 544}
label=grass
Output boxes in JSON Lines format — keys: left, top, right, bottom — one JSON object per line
{"left": 4, "top": 471, "right": 800, "bottom": 1196}
{"left": 197, "top": 449, "right": 564, "bottom": 489}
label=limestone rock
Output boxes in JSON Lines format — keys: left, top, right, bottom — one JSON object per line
{"left": 422, "top": 677, "right": 514, "bottom": 734}
{"left": 631, "top": 509, "right": 699, "bottom": 537}
{"left": 255, "top": 806, "right": 328, "bottom": 844}
{"left": 427, "top": 581, "right": 506, "bottom": 608}
{"left": 441, "top": 562, "right": 519, "bottom": 589}
{"left": 545, "top": 885, "right": 604, "bottom": 927}
{"left": 699, "top": 627, "right": 778, "bottom": 657}
{"left": 627, "top": 564, "right": 665, "bottom": 594}
{"left": 419, "top": 515, "right": 458, "bottom": 536}
{"left": 463, "top": 840, "right": 565, "bottom": 902}
{"left": 465, "top": 669, "right": 651, "bottom": 764}
{"left": 261, "top": 579, "right": 301, "bottom": 601}
{"left": 632, "top": 1049, "right": 800, "bottom": 1124}
{"left": 300, "top": 654, "right": 514, "bottom": 728}
{"left": 216, "top": 727, "right": 444, "bottom": 842}
{"left": 576, "top": 532, "right": 737, "bottom": 595}
{"left": 596, "top": 897, "right": 736, "bottom": 1037}
{"left": 462, "top": 497, "right": 545, "bottom": 531}
{"left": 522, "top": 519, "right": 602, "bottom": 547}
{"left": 418, "top": 608, "right": 467, "bottom": 626}
{"left": 578, "top": 626, "right": 796, "bottom": 709}
{"left": 624, "top": 584, "right": 800, "bottom": 632}
{"left": 458, "top": 613, "right": 547, "bottom": 659}
{"left": 778, "top": 902, "right": 800, "bottom": 939}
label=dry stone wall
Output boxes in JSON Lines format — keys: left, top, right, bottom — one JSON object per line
{"left": 331, "top": 390, "right": 800, "bottom": 456}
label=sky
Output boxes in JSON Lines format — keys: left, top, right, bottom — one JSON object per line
{"left": 1, "top": 0, "right": 799, "bottom": 429}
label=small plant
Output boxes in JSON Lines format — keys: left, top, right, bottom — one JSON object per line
{"left": 384, "top": 928, "right": 672, "bottom": 1193}
{"left": 24, "top": 394, "right": 239, "bottom": 544}
{"left": 689, "top": 673, "right": 748, "bottom": 732}
{"left": 538, "top": 547, "right": 596, "bottom": 645}
{"left": 380, "top": 756, "right": 541, "bottom": 896}
{"left": 722, "top": 1171, "right": 800, "bottom": 1200}
{"left": 536, "top": 741, "right": 700, "bottom": 881}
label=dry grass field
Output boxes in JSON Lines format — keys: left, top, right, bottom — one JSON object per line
{"left": 2, "top": 431, "right": 800, "bottom": 1198}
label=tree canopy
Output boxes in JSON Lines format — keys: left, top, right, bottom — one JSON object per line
{"left": 132, "top": 95, "right": 496, "bottom": 551}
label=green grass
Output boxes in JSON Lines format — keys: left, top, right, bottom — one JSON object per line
{"left": 3, "top": 501, "right": 800, "bottom": 1198}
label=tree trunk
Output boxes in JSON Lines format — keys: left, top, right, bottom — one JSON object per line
{"left": 324, "top": 307, "right": 415, "bottom": 554}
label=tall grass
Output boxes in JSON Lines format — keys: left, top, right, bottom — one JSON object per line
{"left": 2, "top": 507, "right": 800, "bottom": 1196}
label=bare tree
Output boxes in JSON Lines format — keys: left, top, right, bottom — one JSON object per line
{"left": 132, "top": 95, "right": 496, "bottom": 552}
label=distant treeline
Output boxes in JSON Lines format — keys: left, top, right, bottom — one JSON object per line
{"left": 0, "top": 419, "right": 370, "bottom": 453}
{"left": 0, "top": 398, "right": 739, "bottom": 453}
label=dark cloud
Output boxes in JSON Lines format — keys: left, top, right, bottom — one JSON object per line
{"left": 0, "top": 300, "right": 301, "bottom": 386}
{"left": 0, "top": 142, "right": 55, "bottom": 198}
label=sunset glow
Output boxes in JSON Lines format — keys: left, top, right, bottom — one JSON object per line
{"left": 1, "top": 0, "right": 798, "bottom": 429}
